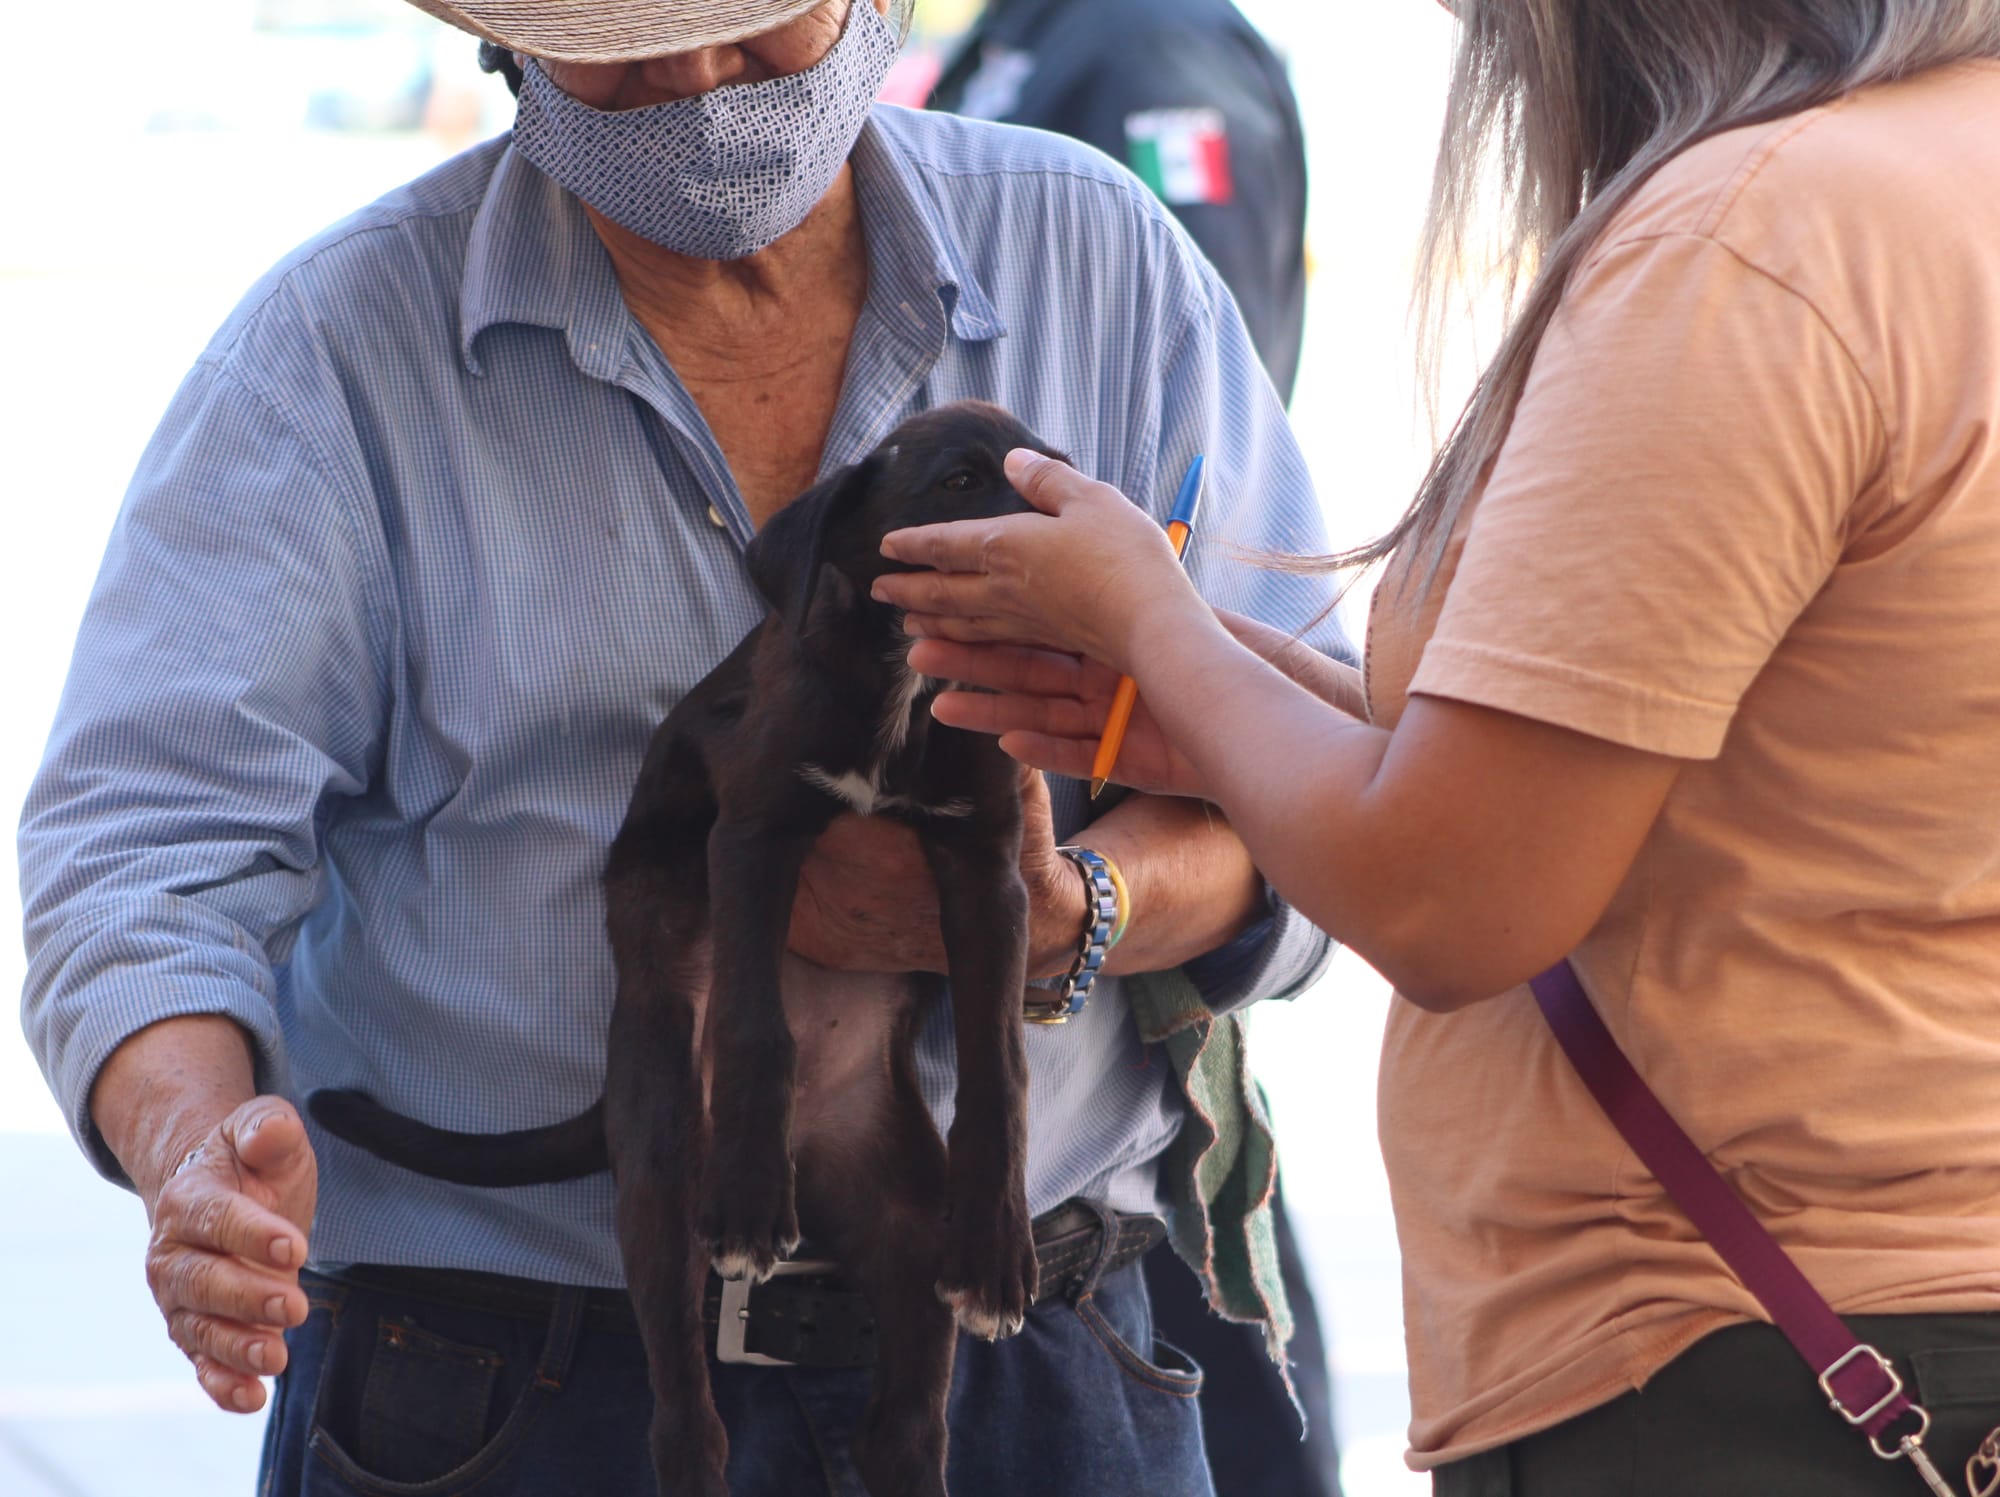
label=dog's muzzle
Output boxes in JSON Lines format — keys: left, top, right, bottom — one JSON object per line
{"left": 705, "top": 1202, "right": 1166, "bottom": 1368}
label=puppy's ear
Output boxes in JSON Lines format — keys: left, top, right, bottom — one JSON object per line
{"left": 744, "top": 457, "right": 877, "bottom": 635}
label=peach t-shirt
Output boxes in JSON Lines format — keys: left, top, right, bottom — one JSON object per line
{"left": 1366, "top": 62, "right": 2000, "bottom": 1468}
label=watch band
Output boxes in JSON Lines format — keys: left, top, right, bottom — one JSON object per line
{"left": 1027, "top": 846, "right": 1117, "bottom": 1025}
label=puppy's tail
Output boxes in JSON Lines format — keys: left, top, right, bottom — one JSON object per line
{"left": 307, "top": 1089, "right": 608, "bottom": 1186}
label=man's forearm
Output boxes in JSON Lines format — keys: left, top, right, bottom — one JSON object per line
{"left": 90, "top": 1014, "right": 261, "bottom": 1202}
{"left": 1066, "top": 793, "right": 1264, "bottom": 978}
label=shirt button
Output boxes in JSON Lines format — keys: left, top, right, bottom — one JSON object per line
{"left": 706, "top": 505, "right": 727, "bottom": 528}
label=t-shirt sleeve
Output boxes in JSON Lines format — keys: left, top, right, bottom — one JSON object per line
{"left": 1410, "top": 231, "right": 1883, "bottom": 758}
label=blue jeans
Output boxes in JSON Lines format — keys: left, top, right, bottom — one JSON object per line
{"left": 258, "top": 1246, "right": 1212, "bottom": 1496}
{"left": 1145, "top": 1179, "right": 1344, "bottom": 1497}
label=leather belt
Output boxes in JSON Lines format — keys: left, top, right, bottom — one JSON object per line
{"left": 704, "top": 1202, "right": 1165, "bottom": 1368}
{"left": 328, "top": 1201, "right": 1165, "bottom": 1371}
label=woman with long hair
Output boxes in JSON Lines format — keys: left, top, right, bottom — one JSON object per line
{"left": 873, "top": 1, "right": 2000, "bottom": 1489}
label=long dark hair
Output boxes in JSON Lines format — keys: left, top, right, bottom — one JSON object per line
{"left": 1347, "top": 0, "right": 2000, "bottom": 590}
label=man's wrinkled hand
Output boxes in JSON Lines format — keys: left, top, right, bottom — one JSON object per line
{"left": 144, "top": 1097, "right": 317, "bottom": 1414}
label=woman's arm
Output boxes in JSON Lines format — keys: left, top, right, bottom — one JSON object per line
{"left": 1120, "top": 613, "right": 1680, "bottom": 1007}
{"left": 874, "top": 453, "right": 1683, "bottom": 1009}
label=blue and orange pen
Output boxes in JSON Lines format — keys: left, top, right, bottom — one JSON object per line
{"left": 1088, "top": 454, "right": 1206, "bottom": 798}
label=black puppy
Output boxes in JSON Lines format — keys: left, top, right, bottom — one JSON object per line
{"left": 311, "top": 402, "right": 1064, "bottom": 1497}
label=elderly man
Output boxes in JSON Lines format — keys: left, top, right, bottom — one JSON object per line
{"left": 19, "top": 1, "right": 1346, "bottom": 1493}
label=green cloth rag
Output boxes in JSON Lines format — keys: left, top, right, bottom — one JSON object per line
{"left": 1125, "top": 967, "right": 1295, "bottom": 1372}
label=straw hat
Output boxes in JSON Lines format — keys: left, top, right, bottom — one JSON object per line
{"left": 402, "top": 0, "right": 835, "bottom": 62}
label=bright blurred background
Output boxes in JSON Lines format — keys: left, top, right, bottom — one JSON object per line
{"left": 0, "top": 1, "right": 1467, "bottom": 1492}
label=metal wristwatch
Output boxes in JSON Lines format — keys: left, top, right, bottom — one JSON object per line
{"left": 1025, "top": 846, "right": 1118, "bottom": 1025}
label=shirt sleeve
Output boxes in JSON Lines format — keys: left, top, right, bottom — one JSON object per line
{"left": 1051, "top": 25, "right": 1306, "bottom": 398}
{"left": 18, "top": 357, "right": 389, "bottom": 1183}
{"left": 1146, "top": 252, "right": 1349, "bottom": 1015}
{"left": 1411, "top": 232, "right": 1883, "bottom": 758}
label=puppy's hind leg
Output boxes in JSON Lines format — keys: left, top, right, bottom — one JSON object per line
{"left": 605, "top": 806, "right": 728, "bottom": 1497}
{"left": 921, "top": 814, "right": 1038, "bottom": 1341}
{"left": 699, "top": 807, "right": 829, "bottom": 1284}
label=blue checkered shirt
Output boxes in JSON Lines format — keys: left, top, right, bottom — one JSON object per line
{"left": 20, "top": 106, "right": 1344, "bottom": 1284}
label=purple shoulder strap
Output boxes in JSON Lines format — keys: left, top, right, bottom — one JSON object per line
{"left": 1528, "top": 960, "right": 1921, "bottom": 1445}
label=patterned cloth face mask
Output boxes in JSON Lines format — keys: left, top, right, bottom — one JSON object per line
{"left": 511, "top": 2, "right": 900, "bottom": 260}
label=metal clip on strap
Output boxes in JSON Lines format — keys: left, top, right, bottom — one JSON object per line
{"left": 1968, "top": 1430, "right": 2000, "bottom": 1497}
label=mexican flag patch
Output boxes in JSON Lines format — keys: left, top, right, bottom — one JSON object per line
{"left": 1125, "top": 107, "right": 1233, "bottom": 207}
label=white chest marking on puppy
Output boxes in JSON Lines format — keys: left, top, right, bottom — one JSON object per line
{"left": 876, "top": 653, "right": 927, "bottom": 757}
{"left": 797, "top": 650, "right": 973, "bottom": 817}
{"left": 800, "top": 765, "right": 881, "bottom": 815}
{"left": 795, "top": 765, "right": 979, "bottom": 820}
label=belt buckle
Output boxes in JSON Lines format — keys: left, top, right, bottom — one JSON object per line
{"left": 714, "top": 1259, "right": 840, "bottom": 1366}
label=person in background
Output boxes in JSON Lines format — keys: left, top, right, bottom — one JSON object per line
{"left": 932, "top": 7, "right": 1340, "bottom": 1496}
{"left": 874, "top": 0, "right": 2000, "bottom": 1491}
{"left": 929, "top": 0, "right": 1308, "bottom": 403}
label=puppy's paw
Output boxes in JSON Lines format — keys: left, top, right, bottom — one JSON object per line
{"left": 936, "top": 1203, "right": 1038, "bottom": 1340}
{"left": 698, "top": 1142, "right": 801, "bottom": 1284}
{"left": 710, "top": 1236, "right": 802, "bottom": 1284}
{"left": 936, "top": 1282, "right": 1028, "bottom": 1341}
{"left": 702, "top": 1210, "right": 802, "bottom": 1282}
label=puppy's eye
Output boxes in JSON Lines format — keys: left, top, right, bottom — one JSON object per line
{"left": 940, "top": 469, "right": 978, "bottom": 492}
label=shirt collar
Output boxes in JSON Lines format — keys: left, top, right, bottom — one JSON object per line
{"left": 458, "top": 142, "right": 630, "bottom": 381}
{"left": 459, "top": 111, "right": 1005, "bottom": 379}
{"left": 848, "top": 112, "right": 1007, "bottom": 348}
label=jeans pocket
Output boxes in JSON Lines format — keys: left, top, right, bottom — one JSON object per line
{"left": 306, "top": 1310, "right": 547, "bottom": 1496}
{"left": 358, "top": 1319, "right": 502, "bottom": 1479}
{"left": 1913, "top": 1342, "right": 2000, "bottom": 1477}
{"left": 1073, "top": 1294, "right": 1205, "bottom": 1399}
{"left": 1915, "top": 1345, "right": 2000, "bottom": 1409}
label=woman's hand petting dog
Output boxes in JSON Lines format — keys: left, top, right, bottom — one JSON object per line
{"left": 903, "top": 610, "right": 1368, "bottom": 802}
{"left": 873, "top": 451, "right": 1372, "bottom": 801}
{"left": 874, "top": 449, "right": 1204, "bottom": 676}
{"left": 903, "top": 640, "right": 1209, "bottom": 800}
{"left": 789, "top": 765, "right": 1084, "bottom": 979}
